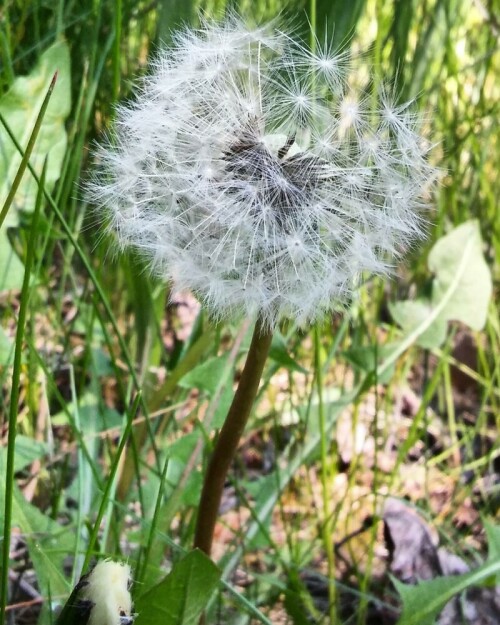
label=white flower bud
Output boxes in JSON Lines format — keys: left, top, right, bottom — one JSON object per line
{"left": 81, "top": 561, "right": 133, "bottom": 625}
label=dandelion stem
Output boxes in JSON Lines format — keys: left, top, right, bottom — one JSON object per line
{"left": 194, "top": 317, "right": 273, "bottom": 557}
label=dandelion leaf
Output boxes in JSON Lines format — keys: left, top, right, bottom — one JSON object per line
{"left": 390, "top": 220, "right": 491, "bottom": 348}
{"left": 394, "top": 540, "right": 500, "bottom": 625}
{"left": 134, "top": 550, "right": 220, "bottom": 625}
{"left": 0, "top": 39, "right": 70, "bottom": 291}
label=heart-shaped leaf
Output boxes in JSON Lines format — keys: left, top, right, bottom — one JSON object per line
{"left": 428, "top": 220, "right": 492, "bottom": 330}
{"left": 390, "top": 220, "right": 492, "bottom": 348}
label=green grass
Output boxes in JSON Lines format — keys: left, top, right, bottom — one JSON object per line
{"left": 1, "top": 1, "right": 499, "bottom": 624}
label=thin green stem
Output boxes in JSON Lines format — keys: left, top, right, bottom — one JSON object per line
{"left": 113, "top": 0, "right": 122, "bottom": 101}
{"left": 81, "top": 392, "right": 141, "bottom": 572}
{"left": 0, "top": 160, "right": 45, "bottom": 625}
{"left": 314, "top": 326, "right": 337, "bottom": 623}
{"left": 309, "top": 0, "right": 317, "bottom": 54}
{"left": 0, "top": 72, "right": 57, "bottom": 230}
{"left": 193, "top": 317, "right": 273, "bottom": 557}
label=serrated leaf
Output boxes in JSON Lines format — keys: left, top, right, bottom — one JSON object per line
{"left": 0, "top": 39, "right": 71, "bottom": 291}
{"left": 134, "top": 550, "right": 220, "bottom": 625}
{"left": 395, "top": 554, "right": 500, "bottom": 625}
{"left": 429, "top": 220, "right": 491, "bottom": 330}
{"left": 394, "top": 575, "right": 455, "bottom": 625}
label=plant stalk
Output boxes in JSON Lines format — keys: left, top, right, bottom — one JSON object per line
{"left": 193, "top": 317, "right": 273, "bottom": 557}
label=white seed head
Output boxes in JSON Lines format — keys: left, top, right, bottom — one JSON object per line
{"left": 88, "top": 15, "right": 436, "bottom": 330}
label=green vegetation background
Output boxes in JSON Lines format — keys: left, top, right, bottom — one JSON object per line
{"left": 0, "top": 1, "right": 498, "bottom": 624}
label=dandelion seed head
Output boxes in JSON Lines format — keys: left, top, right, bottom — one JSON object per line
{"left": 87, "top": 15, "right": 436, "bottom": 330}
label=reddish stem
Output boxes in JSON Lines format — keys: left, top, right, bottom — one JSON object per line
{"left": 194, "top": 317, "right": 273, "bottom": 556}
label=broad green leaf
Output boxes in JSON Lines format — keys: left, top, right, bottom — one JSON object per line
{"left": 315, "top": 0, "right": 367, "bottom": 50}
{"left": 0, "top": 434, "right": 47, "bottom": 473}
{"left": 91, "top": 346, "right": 114, "bottom": 377}
{"left": 390, "top": 220, "right": 492, "bottom": 348}
{"left": 390, "top": 0, "right": 415, "bottom": 92}
{"left": 428, "top": 220, "right": 492, "bottom": 331}
{"left": 0, "top": 39, "right": 71, "bottom": 291}
{"left": 134, "top": 550, "right": 220, "bottom": 625}
{"left": 389, "top": 299, "right": 447, "bottom": 350}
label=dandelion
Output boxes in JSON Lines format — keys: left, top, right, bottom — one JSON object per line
{"left": 88, "top": 15, "right": 435, "bottom": 332}
{"left": 87, "top": 15, "right": 436, "bottom": 559}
